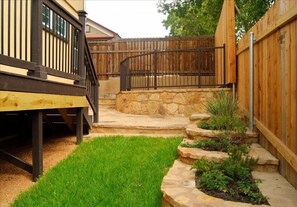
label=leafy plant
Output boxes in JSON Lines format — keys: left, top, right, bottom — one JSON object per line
{"left": 191, "top": 158, "right": 218, "bottom": 173}
{"left": 192, "top": 144, "right": 268, "bottom": 205}
{"left": 198, "top": 170, "right": 232, "bottom": 192}
{"left": 181, "top": 136, "right": 232, "bottom": 152}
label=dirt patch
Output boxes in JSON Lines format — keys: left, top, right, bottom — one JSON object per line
{"left": 0, "top": 135, "right": 78, "bottom": 207}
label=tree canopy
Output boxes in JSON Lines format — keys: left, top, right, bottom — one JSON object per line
{"left": 157, "top": 0, "right": 275, "bottom": 38}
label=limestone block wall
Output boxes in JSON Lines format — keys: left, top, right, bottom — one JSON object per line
{"left": 116, "top": 88, "right": 231, "bottom": 117}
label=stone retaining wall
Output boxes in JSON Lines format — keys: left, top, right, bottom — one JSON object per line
{"left": 116, "top": 88, "right": 231, "bottom": 116}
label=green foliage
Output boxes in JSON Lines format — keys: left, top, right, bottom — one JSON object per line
{"left": 157, "top": 0, "right": 275, "bottom": 38}
{"left": 236, "top": 0, "right": 275, "bottom": 39}
{"left": 12, "top": 136, "right": 182, "bottom": 207}
{"left": 181, "top": 136, "right": 232, "bottom": 152}
{"left": 206, "top": 91, "right": 239, "bottom": 117}
{"left": 198, "top": 91, "right": 246, "bottom": 134}
{"left": 199, "top": 170, "right": 232, "bottom": 192}
{"left": 200, "top": 115, "right": 246, "bottom": 134}
{"left": 157, "top": 0, "right": 223, "bottom": 36}
{"left": 192, "top": 145, "right": 267, "bottom": 205}
{"left": 191, "top": 158, "right": 218, "bottom": 173}
{"left": 222, "top": 145, "right": 258, "bottom": 179}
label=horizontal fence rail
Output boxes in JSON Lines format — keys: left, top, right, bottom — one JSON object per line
{"left": 120, "top": 46, "right": 225, "bottom": 91}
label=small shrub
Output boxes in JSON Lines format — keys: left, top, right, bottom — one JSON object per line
{"left": 192, "top": 144, "right": 268, "bottom": 205}
{"left": 191, "top": 158, "right": 218, "bottom": 173}
{"left": 181, "top": 136, "right": 232, "bottom": 152}
{"left": 198, "top": 120, "right": 210, "bottom": 129}
{"left": 198, "top": 170, "right": 232, "bottom": 192}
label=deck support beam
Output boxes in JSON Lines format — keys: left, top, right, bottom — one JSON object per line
{"left": 76, "top": 108, "right": 83, "bottom": 144}
{"left": 32, "top": 110, "right": 43, "bottom": 181}
{"left": 0, "top": 150, "right": 33, "bottom": 174}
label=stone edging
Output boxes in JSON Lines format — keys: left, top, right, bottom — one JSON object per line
{"left": 161, "top": 160, "right": 297, "bottom": 207}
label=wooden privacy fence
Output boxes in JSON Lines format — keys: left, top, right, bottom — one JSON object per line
{"left": 215, "top": 0, "right": 236, "bottom": 85}
{"left": 87, "top": 36, "right": 214, "bottom": 80}
{"left": 236, "top": 0, "right": 297, "bottom": 188}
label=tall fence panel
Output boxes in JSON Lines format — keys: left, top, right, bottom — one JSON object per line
{"left": 87, "top": 36, "right": 214, "bottom": 80}
{"left": 215, "top": 0, "right": 236, "bottom": 85}
{"left": 236, "top": 0, "right": 297, "bottom": 188}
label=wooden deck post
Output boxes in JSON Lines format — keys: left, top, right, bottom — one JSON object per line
{"left": 94, "top": 85, "right": 99, "bottom": 123}
{"left": 76, "top": 11, "right": 87, "bottom": 86}
{"left": 76, "top": 107, "right": 83, "bottom": 144}
{"left": 32, "top": 110, "right": 43, "bottom": 181}
{"left": 28, "top": 0, "right": 47, "bottom": 79}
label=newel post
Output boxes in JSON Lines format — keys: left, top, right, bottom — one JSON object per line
{"left": 29, "top": 0, "right": 47, "bottom": 79}
{"left": 76, "top": 10, "right": 87, "bottom": 86}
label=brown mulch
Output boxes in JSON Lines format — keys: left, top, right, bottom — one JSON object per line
{"left": 0, "top": 135, "right": 78, "bottom": 207}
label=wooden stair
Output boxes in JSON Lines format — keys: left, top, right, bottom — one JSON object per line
{"left": 43, "top": 108, "right": 92, "bottom": 134}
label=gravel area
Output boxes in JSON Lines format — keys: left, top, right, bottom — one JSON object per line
{"left": 0, "top": 135, "right": 77, "bottom": 207}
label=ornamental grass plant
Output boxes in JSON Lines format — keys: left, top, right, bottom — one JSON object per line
{"left": 198, "top": 91, "right": 246, "bottom": 135}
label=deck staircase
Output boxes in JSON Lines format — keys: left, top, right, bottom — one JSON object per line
{"left": 44, "top": 108, "right": 92, "bottom": 134}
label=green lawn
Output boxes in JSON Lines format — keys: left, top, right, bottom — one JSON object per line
{"left": 12, "top": 136, "right": 182, "bottom": 207}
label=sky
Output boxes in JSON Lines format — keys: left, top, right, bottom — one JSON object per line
{"left": 85, "top": 0, "right": 170, "bottom": 38}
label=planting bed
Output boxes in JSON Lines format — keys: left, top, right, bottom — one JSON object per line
{"left": 161, "top": 160, "right": 297, "bottom": 207}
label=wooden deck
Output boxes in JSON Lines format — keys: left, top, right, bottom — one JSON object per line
{"left": 0, "top": 0, "right": 98, "bottom": 181}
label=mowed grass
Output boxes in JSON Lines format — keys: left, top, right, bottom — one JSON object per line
{"left": 12, "top": 136, "right": 182, "bottom": 207}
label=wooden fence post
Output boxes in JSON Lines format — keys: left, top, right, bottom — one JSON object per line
{"left": 153, "top": 50, "right": 157, "bottom": 89}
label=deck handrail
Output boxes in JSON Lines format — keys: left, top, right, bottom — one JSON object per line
{"left": 0, "top": 0, "right": 99, "bottom": 121}
{"left": 85, "top": 37, "right": 99, "bottom": 122}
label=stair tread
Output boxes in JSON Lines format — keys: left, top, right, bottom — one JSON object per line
{"left": 178, "top": 139, "right": 279, "bottom": 166}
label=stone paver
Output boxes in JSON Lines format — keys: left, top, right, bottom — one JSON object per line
{"left": 178, "top": 139, "right": 279, "bottom": 172}
{"left": 189, "top": 113, "right": 211, "bottom": 124}
{"left": 186, "top": 124, "right": 259, "bottom": 143}
{"left": 161, "top": 160, "right": 297, "bottom": 207}
{"left": 90, "top": 109, "right": 189, "bottom": 136}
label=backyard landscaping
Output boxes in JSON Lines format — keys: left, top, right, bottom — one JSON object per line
{"left": 11, "top": 136, "right": 182, "bottom": 207}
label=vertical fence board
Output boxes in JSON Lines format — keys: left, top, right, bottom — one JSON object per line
{"left": 236, "top": 0, "right": 297, "bottom": 188}
{"left": 88, "top": 36, "right": 215, "bottom": 80}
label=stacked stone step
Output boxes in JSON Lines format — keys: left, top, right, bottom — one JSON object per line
{"left": 181, "top": 113, "right": 279, "bottom": 173}
{"left": 178, "top": 139, "right": 279, "bottom": 173}
{"left": 187, "top": 113, "right": 259, "bottom": 143}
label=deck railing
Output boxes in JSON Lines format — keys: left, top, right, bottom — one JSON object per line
{"left": 120, "top": 46, "right": 225, "bottom": 91}
{"left": 0, "top": 0, "right": 98, "bottom": 119}
{"left": 85, "top": 38, "right": 99, "bottom": 122}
